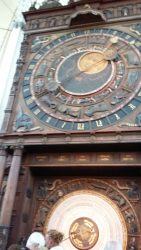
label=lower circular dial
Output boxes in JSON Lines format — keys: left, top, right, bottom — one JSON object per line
{"left": 69, "top": 217, "right": 99, "bottom": 250}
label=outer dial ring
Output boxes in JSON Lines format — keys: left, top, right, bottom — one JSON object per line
{"left": 22, "top": 28, "right": 141, "bottom": 131}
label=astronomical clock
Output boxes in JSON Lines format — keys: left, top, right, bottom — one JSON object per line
{"left": 19, "top": 25, "right": 141, "bottom": 133}
{"left": 2, "top": 1, "right": 141, "bottom": 250}
{"left": 13, "top": 4, "right": 141, "bottom": 133}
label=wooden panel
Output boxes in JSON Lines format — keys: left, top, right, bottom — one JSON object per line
{"left": 22, "top": 152, "right": 141, "bottom": 166}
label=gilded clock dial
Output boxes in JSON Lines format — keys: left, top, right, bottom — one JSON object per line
{"left": 69, "top": 217, "right": 99, "bottom": 250}
{"left": 22, "top": 28, "right": 141, "bottom": 131}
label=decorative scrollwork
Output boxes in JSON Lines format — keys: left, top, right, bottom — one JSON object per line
{"left": 37, "top": 179, "right": 62, "bottom": 198}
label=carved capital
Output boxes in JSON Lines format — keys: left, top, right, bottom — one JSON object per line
{"left": 10, "top": 145, "right": 24, "bottom": 156}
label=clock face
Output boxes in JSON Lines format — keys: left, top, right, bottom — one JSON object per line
{"left": 69, "top": 217, "right": 99, "bottom": 249}
{"left": 22, "top": 27, "right": 141, "bottom": 131}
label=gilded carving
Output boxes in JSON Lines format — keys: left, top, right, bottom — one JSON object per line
{"left": 121, "top": 154, "right": 136, "bottom": 162}
{"left": 56, "top": 155, "right": 69, "bottom": 162}
{"left": 97, "top": 154, "right": 112, "bottom": 161}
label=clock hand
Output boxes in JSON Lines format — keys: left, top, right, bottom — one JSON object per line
{"left": 80, "top": 57, "right": 108, "bottom": 73}
{"left": 60, "top": 59, "right": 104, "bottom": 83}
{"left": 81, "top": 37, "right": 119, "bottom": 72}
{"left": 103, "top": 48, "right": 118, "bottom": 61}
{"left": 104, "top": 36, "right": 119, "bottom": 51}
{"left": 59, "top": 55, "right": 109, "bottom": 86}
{"left": 102, "top": 36, "right": 118, "bottom": 60}
{"left": 57, "top": 49, "right": 115, "bottom": 88}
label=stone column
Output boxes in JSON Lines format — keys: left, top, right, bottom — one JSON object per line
{"left": 0, "top": 145, "right": 23, "bottom": 250}
{"left": 0, "top": 145, "right": 7, "bottom": 190}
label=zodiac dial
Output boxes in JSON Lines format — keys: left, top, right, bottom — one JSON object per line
{"left": 22, "top": 27, "right": 141, "bottom": 131}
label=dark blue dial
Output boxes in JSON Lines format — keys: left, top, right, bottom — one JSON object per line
{"left": 56, "top": 51, "right": 113, "bottom": 95}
